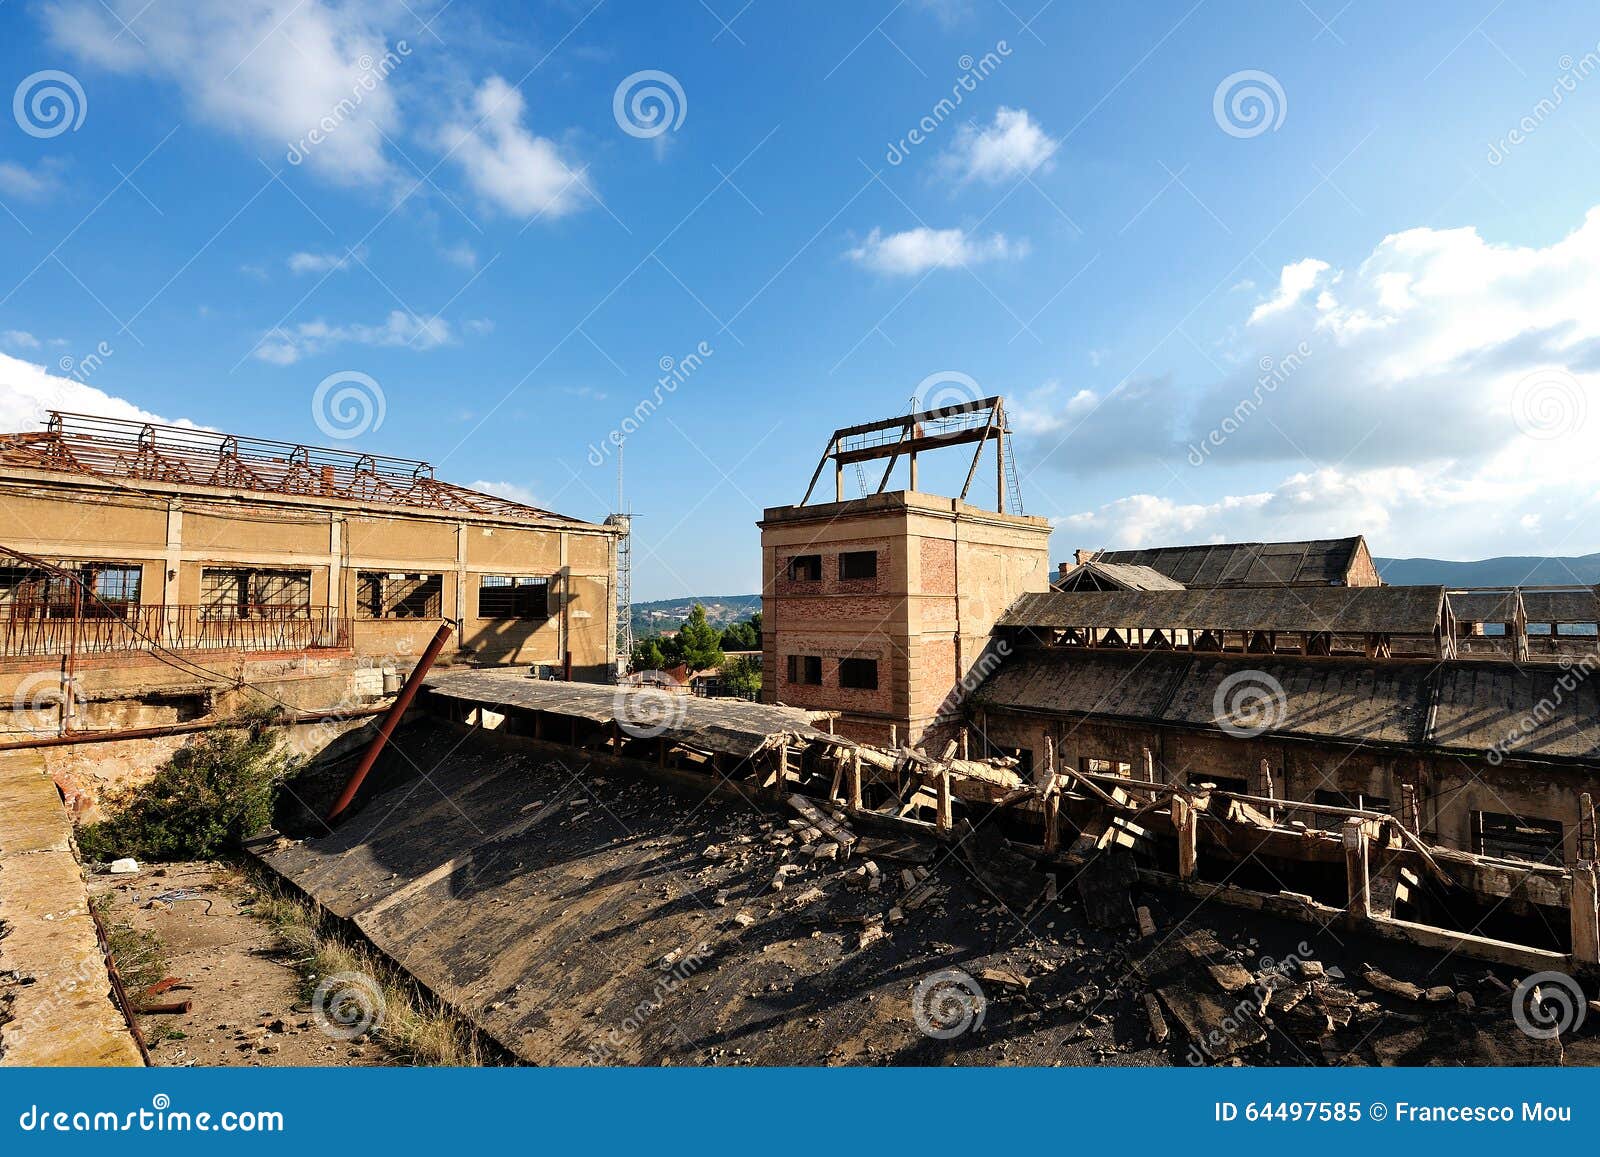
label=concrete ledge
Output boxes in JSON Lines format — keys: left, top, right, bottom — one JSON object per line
{"left": 0, "top": 749, "right": 143, "bottom": 1067}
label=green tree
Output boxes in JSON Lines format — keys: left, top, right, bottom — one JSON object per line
{"left": 720, "top": 619, "right": 757, "bottom": 651}
{"left": 720, "top": 654, "right": 762, "bottom": 699}
{"left": 630, "top": 638, "right": 666, "bottom": 672}
{"left": 677, "top": 603, "right": 725, "bottom": 671}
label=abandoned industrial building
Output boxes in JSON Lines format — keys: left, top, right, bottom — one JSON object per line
{"left": 0, "top": 411, "right": 619, "bottom": 743}
{"left": 6, "top": 395, "right": 1600, "bottom": 1070}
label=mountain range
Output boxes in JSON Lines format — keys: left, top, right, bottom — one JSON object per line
{"left": 1373, "top": 551, "right": 1600, "bottom": 587}
{"left": 634, "top": 553, "right": 1600, "bottom": 633}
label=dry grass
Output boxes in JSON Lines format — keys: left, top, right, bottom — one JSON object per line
{"left": 246, "top": 883, "right": 484, "bottom": 1067}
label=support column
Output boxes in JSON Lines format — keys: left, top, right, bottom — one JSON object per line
{"left": 1343, "top": 818, "right": 1371, "bottom": 921}
{"left": 848, "top": 751, "right": 863, "bottom": 810}
{"left": 161, "top": 499, "right": 183, "bottom": 606}
{"left": 1570, "top": 860, "right": 1600, "bottom": 965}
{"left": 1173, "top": 794, "right": 1197, "bottom": 881}
{"left": 1043, "top": 779, "right": 1060, "bottom": 854}
{"left": 936, "top": 769, "right": 953, "bottom": 831}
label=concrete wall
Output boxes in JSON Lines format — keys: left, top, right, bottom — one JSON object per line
{"left": 759, "top": 491, "right": 1051, "bottom": 746}
{"left": 0, "top": 470, "right": 618, "bottom": 682}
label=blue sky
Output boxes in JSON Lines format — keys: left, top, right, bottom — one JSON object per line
{"left": 2, "top": 1, "right": 1600, "bottom": 599}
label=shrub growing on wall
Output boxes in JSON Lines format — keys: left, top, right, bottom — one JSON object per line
{"left": 78, "top": 711, "right": 298, "bottom": 862}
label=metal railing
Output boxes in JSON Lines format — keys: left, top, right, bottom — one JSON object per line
{"left": 0, "top": 604, "right": 350, "bottom": 657}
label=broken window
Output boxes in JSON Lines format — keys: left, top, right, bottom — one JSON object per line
{"left": 787, "top": 554, "right": 822, "bottom": 581}
{"left": 839, "top": 657, "right": 878, "bottom": 690}
{"left": 1312, "top": 789, "right": 1392, "bottom": 831}
{"left": 201, "top": 568, "right": 311, "bottom": 618}
{"left": 0, "top": 562, "right": 143, "bottom": 619}
{"left": 1188, "top": 773, "right": 1248, "bottom": 795}
{"left": 838, "top": 550, "right": 878, "bottom": 580}
{"left": 357, "top": 572, "right": 443, "bottom": 620}
{"left": 1474, "top": 811, "right": 1564, "bottom": 864}
{"left": 477, "top": 575, "right": 550, "bottom": 620}
{"left": 785, "top": 655, "right": 823, "bottom": 685}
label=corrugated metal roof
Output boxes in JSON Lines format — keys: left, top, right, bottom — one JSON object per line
{"left": 425, "top": 669, "right": 831, "bottom": 758}
{"left": 998, "top": 586, "right": 1444, "bottom": 636}
{"left": 1091, "top": 537, "right": 1366, "bottom": 588}
{"left": 1523, "top": 589, "right": 1600, "bottom": 623}
{"left": 1054, "top": 561, "right": 1187, "bottom": 591}
{"left": 971, "top": 649, "right": 1600, "bottom": 761}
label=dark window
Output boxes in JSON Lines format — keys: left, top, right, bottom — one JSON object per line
{"left": 839, "top": 657, "right": 878, "bottom": 690}
{"left": 1312, "top": 789, "right": 1392, "bottom": 831}
{"left": 1188, "top": 773, "right": 1248, "bottom": 795}
{"left": 839, "top": 550, "right": 877, "bottom": 580}
{"left": 786, "top": 655, "right": 822, "bottom": 685}
{"left": 201, "top": 568, "right": 311, "bottom": 618}
{"left": 357, "top": 572, "right": 443, "bottom": 620}
{"left": 787, "top": 554, "right": 822, "bottom": 581}
{"left": 0, "top": 562, "right": 142, "bottom": 619}
{"left": 477, "top": 575, "right": 550, "bottom": 620}
{"left": 1475, "top": 811, "right": 1563, "bottom": 863}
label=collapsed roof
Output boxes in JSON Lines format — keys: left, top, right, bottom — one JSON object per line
{"left": 425, "top": 669, "right": 833, "bottom": 759}
{"left": 1086, "top": 537, "right": 1369, "bottom": 588}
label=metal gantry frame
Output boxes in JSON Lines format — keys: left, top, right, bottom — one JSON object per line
{"left": 0, "top": 411, "right": 570, "bottom": 520}
{"left": 798, "top": 395, "right": 1020, "bottom": 512}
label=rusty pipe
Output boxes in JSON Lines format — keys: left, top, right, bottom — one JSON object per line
{"left": 326, "top": 622, "right": 453, "bottom": 823}
{"left": 0, "top": 705, "right": 389, "bottom": 751}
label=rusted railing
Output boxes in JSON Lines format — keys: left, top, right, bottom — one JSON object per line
{"left": 0, "top": 604, "right": 350, "bottom": 657}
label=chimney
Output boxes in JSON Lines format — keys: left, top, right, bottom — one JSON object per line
{"left": 1075, "top": 549, "right": 1095, "bottom": 565}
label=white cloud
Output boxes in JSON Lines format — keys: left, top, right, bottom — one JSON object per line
{"left": 941, "top": 107, "right": 1059, "bottom": 184}
{"left": 1034, "top": 206, "right": 1600, "bottom": 561}
{"left": 1248, "top": 257, "right": 1329, "bottom": 323}
{"left": 254, "top": 310, "right": 452, "bottom": 365}
{"left": 441, "top": 242, "right": 478, "bottom": 270}
{"left": 847, "top": 226, "right": 1024, "bottom": 276}
{"left": 2, "top": 331, "right": 42, "bottom": 350}
{"left": 469, "top": 479, "right": 540, "bottom": 507}
{"left": 0, "top": 160, "right": 64, "bottom": 201}
{"left": 0, "top": 351, "right": 181, "bottom": 431}
{"left": 438, "top": 76, "right": 588, "bottom": 218}
{"left": 43, "top": 1, "right": 409, "bottom": 186}
{"left": 463, "top": 318, "right": 494, "bottom": 336}
{"left": 287, "top": 248, "right": 362, "bottom": 275}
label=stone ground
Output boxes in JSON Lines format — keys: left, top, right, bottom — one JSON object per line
{"left": 0, "top": 748, "right": 141, "bottom": 1067}
{"left": 258, "top": 720, "right": 1597, "bottom": 1067}
{"left": 85, "top": 862, "right": 392, "bottom": 1068}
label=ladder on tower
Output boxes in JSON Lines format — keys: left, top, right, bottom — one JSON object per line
{"left": 1001, "top": 430, "right": 1025, "bottom": 515}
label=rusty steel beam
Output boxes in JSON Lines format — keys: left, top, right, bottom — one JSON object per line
{"left": 326, "top": 622, "right": 453, "bottom": 823}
